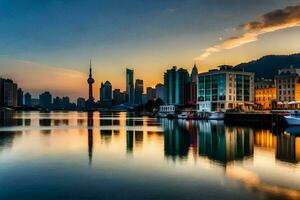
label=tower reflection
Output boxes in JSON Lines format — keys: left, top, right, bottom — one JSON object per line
{"left": 87, "top": 111, "right": 94, "bottom": 167}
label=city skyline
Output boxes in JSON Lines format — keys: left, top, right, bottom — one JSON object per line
{"left": 1, "top": 1, "right": 300, "bottom": 99}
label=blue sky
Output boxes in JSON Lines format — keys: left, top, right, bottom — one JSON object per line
{"left": 0, "top": 0, "right": 300, "bottom": 99}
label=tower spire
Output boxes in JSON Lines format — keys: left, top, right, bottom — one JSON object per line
{"left": 89, "top": 59, "right": 92, "bottom": 78}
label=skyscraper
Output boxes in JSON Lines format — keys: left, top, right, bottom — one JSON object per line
{"left": 126, "top": 68, "right": 134, "bottom": 105}
{"left": 190, "top": 64, "right": 198, "bottom": 105}
{"left": 155, "top": 83, "right": 164, "bottom": 101}
{"left": 163, "top": 66, "right": 190, "bottom": 105}
{"left": 146, "top": 87, "right": 156, "bottom": 100}
{"left": 134, "top": 79, "right": 143, "bottom": 105}
{"left": 17, "top": 88, "right": 24, "bottom": 107}
{"left": 0, "top": 78, "right": 18, "bottom": 108}
{"left": 24, "top": 92, "right": 32, "bottom": 107}
{"left": 100, "top": 81, "right": 112, "bottom": 101}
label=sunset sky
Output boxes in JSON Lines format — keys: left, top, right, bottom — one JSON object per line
{"left": 1, "top": 0, "right": 300, "bottom": 100}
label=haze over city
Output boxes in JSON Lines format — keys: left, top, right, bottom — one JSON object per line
{"left": 1, "top": 0, "right": 300, "bottom": 99}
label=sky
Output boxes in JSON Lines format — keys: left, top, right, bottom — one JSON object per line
{"left": 0, "top": 0, "right": 300, "bottom": 100}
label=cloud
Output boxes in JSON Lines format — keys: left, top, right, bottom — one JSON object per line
{"left": 195, "top": 5, "right": 300, "bottom": 61}
{"left": 0, "top": 59, "right": 87, "bottom": 99}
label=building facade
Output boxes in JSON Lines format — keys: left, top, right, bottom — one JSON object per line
{"left": 254, "top": 79, "right": 276, "bottom": 110}
{"left": 100, "top": 81, "right": 112, "bottom": 101}
{"left": 126, "top": 68, "right": 134, "bottom": 104}
{"left": 275, "top": 67, "right": 300, "bottom": 104}
{"left": 24, "top": 92, "right": 32, "bottom": 107}
{"left": 163, "top": 66, "right": 190, "bottom": 105}
{"left": 155, "top": 83, "right": 164, "bottom": 101}
{"left": 17, "top": 88, "right": 23, "bottom": 107}
{"left": 39, "top": 91, "right": 52, "bottom": 109}
{"left": 146, "top": 87, "right": 156, "bottom": 100}
{"left": 0, "top": 78, "right": 18, "bottom": 107}
{"left": 197, "top": 66, "right": 254, "bottom": 112}
{"left": 134, "top": 79, "right": 143, "bottom": 105}
{"left": 190, "top": 65, "right": 198, "bottom": 105}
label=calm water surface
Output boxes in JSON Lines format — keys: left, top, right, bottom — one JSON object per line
{"left": 0, "top": 111, "right": 300, "bottom": 200}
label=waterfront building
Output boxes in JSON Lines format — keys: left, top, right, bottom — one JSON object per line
{"left": 24, "top": 92, "right": 32, "bottom": 107}
{"left": 190, "top": 64, "right": 198, "bottom": 105}
{"left": 146, "top": 87, "right": 156, "bottom": 100}
{"left": 77, "top": 97, "right": 86, "bottom": 110}
{"left": 155, "top": 83, "right": 164, "bottom": 101}
{"left": 86, "top": 60, "right": 95, "bottom": 110}
{"left": 134, "top": 79, "right": 143, "bottom": 105}
{"left": 39, "top": 91, "right": 52, "bottom": 109}
{"left": 197, "top": 66, "right": 254, "bottom": 112}
{"left": 126, "top": 68, "right": 134, "bottom": 104}
{"left": 163, "top": 66, "right": 190, "bottom": 105}
{"left": 254, "top": 79, "right": 276, "bottom": 110}
{"left": 275, "top": 67, "right": 300, "bottom": 107}
{"left": 17, "top": 88, "right": 23, "bottom": 107}
{"left": 0, "top": 78, "right": 18, "bottom": 107}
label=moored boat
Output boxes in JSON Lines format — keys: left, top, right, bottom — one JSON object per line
{"left": 284, "top": 110, "right": 300, "bottom": 125}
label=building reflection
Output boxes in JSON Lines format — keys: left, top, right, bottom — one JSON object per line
{"left": 161, "top": 119, "right": 190, "bottom": 159}
{"left": 87, "top": 111, "right": 94, "bottom": 167}
{"left": 276, "top": 132, "right": 300, "bottom": 163}
{"left": 126, "top": 130, "right": 134, "bottom": 154}
{"left": 197, "top": 121, "right": 253, "bottom": 165}
{"left": 254, "top": 129, "right": 276, "bottom": 149}
{"left": 100, "top": 130, "right": 112, "bottom": 144}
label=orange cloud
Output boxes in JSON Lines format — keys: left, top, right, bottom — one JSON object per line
{"left": 196, "top": 5, "right": 300, "bottom": 61}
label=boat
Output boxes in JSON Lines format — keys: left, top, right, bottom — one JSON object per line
{"left": 284, "top": 110, "right": 300, "bottom": 125}
{"left": 208, "top": 112, "right": 224, "bottom": 120}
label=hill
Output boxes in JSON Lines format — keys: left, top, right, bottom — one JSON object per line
{"left": 233, "top": 53, "right": 300, "bottom": 79}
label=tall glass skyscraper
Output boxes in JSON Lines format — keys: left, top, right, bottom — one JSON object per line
{"left": 126, "top": 68, "right": 134, "bottom": 105}
{"left": 163, "top": 66, "right": 190, "bottom": 105}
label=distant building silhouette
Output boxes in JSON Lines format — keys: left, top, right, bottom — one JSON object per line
{"left": 39, "top": 91, "right": 52, "bottom": 109}
{"left": 77, "top": 97, "right": 85, "bottom": 110}
{"left": 17, "top": 88, "right": 23, "bottom": 107}
{"left": 155, "top": 83, "right": 164, "bottom": 101}
{"left": 190, "top": 64, "right": 198, "bottom": 105}
{"left": 113, "top": 89, "right": 126, "bottom": 105}
{"left": 24, "top": 92, "right": 32, "bottom": 107}
{"left": 99, "top": 81, "right": 113, "bottom": 109}
{"left": 134, "top": 79, "right": 143, "bottom": 105}
{"left": 0, "top": 78, "right": 18, "bottom": 108}
{"left": 146, "top": 87, "right": 156, "bottom": 100}
{"left": 100, "top": 81, "right": 112, "bottom": 101}
{"left": 126, "top": 68, "right": 134, "bottom": 105}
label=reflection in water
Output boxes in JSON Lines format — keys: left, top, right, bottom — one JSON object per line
{"left": 0, "top": 111, "right": 300, "bottom": 200}
{"left": 162, "top": 119, "right": 190, "bottom": 159}
{"left": 87, "top": 112, "right": 94, "bottom": 166}
{"left": 276, "top": 133, "right": 300, "bottom": 163}
{"left": 126, "top": 131, "right": 134, "bottom": 154}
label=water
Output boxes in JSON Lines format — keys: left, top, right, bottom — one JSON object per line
{"left": 0, "top": 111, "right": 300, "bottom": 200}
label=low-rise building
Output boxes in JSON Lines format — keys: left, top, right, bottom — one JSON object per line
{"left": 197, "top": 66, "right": 254, "bottom": 112}
{"left": 275, "top": 67, "right": 300, "bottom": 108}
{"left": 254, "top": 79, "right": 276, "bottom": 110}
